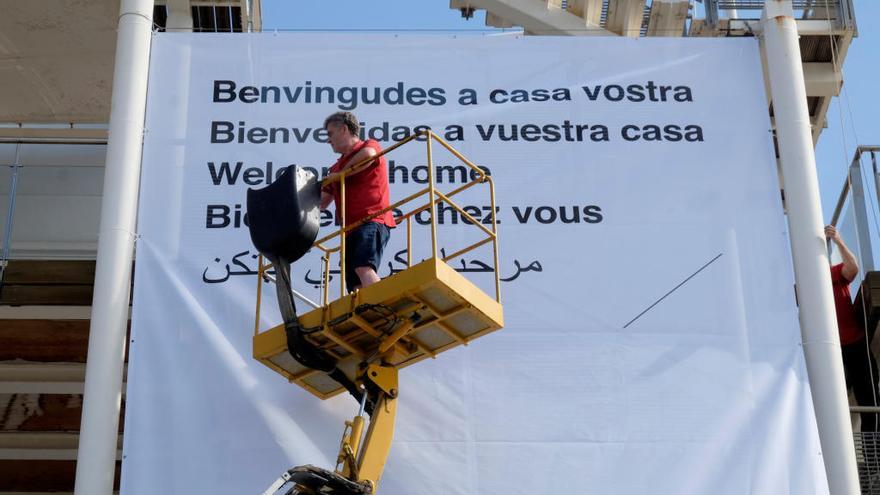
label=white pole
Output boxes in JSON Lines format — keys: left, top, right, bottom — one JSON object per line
{"left": 761, "top": 1, "right": 860, "bottom": 494}
{"left": 74, "top": 1, "right": 153, "bottom": 494}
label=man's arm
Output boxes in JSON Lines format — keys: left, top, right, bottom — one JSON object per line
{"left": 336, "top": 146, "right": 378, "bottom": 176}
{"left": 826, "top": 225, "right": 859, "bottom": 280}
{"left": 319, "top": 144, "right": 379, "bottom": 210}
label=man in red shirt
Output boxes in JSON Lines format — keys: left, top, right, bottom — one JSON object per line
{"left": 320, "top": 112, "right": 395, "bottom": 291}
{"left": 826, "top": 224, "right": 878, "bottom": 431}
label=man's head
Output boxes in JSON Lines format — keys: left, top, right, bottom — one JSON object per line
{"left": 324, "top": 111, "right": 360, "bottom": 154}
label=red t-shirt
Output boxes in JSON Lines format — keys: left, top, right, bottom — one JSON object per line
{"left": 830, "top": 263, "right": 863, "bottom": 345}
{"left": 324, "top": 139, "right": 396, "bottom": 229}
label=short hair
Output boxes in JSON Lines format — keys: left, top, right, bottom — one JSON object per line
{"left": 324, "top": 111, "right": 360, "bottom": 136}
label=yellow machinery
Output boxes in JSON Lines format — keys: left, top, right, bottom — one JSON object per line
{"left": 246, "top": 130, "right": 503, "bottom": 495}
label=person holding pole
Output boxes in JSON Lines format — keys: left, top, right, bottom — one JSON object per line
{"left": 826, "top": 224, "right": 879, "bottom": 432}
{"left": 320, "top": 111, "right": 396, "bottom": 291}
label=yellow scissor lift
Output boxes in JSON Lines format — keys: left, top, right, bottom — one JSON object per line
{"left": 248, "top": 130, "right": 503, "bottom": 495}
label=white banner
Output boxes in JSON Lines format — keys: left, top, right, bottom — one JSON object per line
{"left": 123, "top": 33, "right": 827, "bottom": 494}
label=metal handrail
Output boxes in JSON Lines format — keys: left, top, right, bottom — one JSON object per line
{"left": 253, "top": 129, "right": 500, "bottom": 336}
{"left": 831, "top": 146, "right": 880, "bottom": 227}
{"left": 851, "top": 406, "right": 880, "bottom": 414}
{"left": 828, "top": 147, "right": 880, "bottom": 421}
{"left": 827, "top": 146, "right": 880, "bottom": 270}
{"left": 704, "top": 0, "right": 853, "bottom": 24}
{"left": 714, "top": 0, "right": 842, "bottom": 9}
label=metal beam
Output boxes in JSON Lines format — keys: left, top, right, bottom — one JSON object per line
{"left": 566, "top": 0, "right": 603, "bottom": 27}
{"left": 811, "top": 97, "right": 831, "bottom": 144}
{"left": 697, "top": 18, "right": 850, "bottom": 37}
{"left": 466, "top": 0, "right": 613, "bottom": 35}
{"left": 606, "top": 0, "right": 646, "bottom": 37}
{"left": 646, "top": 0, "right": 689, "bottom": 37}
{"left": 0, "top": 128, "right": 108, "bottom": 142}
{"left": 485, "top": 12, "right": 514, "bottom": 28}
{"left": 241, "top": 0, "right": 253, "bottom": 32}
{"left": 829, "top": 147, "right": 880, "bottom": 229}
{"left": 164, "top": 0, "right": 193, "bottom": 31}
{"left": 705, "top": 0, "right": 720, "bottom": 27}
{"left": 803, "top": 63, "right": 841, "bottom": 97}
{"left": 848, "top": 162, "right": 875, "bottom": 272}
{"left": 252, "top": 0, "right": 263, "bottom": 32}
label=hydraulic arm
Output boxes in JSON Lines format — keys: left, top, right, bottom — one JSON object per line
{"left": 248, "top": 165, "right": 398, "bottom": 495}
{"left": 246, "top": 130, "right": 504, "bottom": 495}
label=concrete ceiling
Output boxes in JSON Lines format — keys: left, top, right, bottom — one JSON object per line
{"left": 0, "top": 0, "right": 119, "bottom": 123}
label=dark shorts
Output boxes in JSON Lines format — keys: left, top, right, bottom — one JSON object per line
{"left": 345, "top": 222, "right": 390, "bottom": 290}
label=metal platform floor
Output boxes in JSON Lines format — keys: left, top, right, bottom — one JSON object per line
{"left": 254, "top": 257, "right": 504, "bottom": 399}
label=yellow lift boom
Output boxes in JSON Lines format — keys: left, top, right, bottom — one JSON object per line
{"left": 248, "top": 130, "right": 503, "bottom": 495}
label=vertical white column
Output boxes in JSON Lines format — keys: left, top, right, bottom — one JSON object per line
{"left": 74, "top": 1, "right": 153, "bottom": 494}
{"left": 762, "top": 1, "right": 860, "bottom": 494}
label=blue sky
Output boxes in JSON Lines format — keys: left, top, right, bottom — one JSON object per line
{"left": 261, "top": 0, "right": 879, "bottom": 221}
{"left": 813, "top": 1, "right": 879, "bottom": 220}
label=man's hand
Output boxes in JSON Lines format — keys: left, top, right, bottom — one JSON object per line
{"left": 825, "top": 225, "right": 841, "bottom": 242}
{"left": 826, "top": 224, "right": 859, "bottom": 280}
{"left": 319, "top": 173, "right": 340, "bottom": 211}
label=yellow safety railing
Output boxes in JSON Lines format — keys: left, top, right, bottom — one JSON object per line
{"left": 254, "top": 129, "right": 500, "bottom": 336}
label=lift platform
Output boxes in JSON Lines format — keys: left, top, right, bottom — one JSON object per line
{"left": 247, "top": 129, "right": 503, "bottom": 495}
{"left": 254, "top": 256, "right": 503, "bottom": 399}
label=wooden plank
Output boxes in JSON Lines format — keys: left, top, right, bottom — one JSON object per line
{"left": 0, "top": 320, "right": 90, "bottom": 362}
{"left": 0, "top": 394, "right": 124, "bottom": 433}
{"left": 0, "top": 432, "right": 122, "bottom": 461}
{"left": 0, "top": 305, "right": 93, "bottom": 319}
{"left": 0, "top": 260, "right": 134, "bottom": 306}
{"left": 0, "top": 364, "right": 89, "bottom": 395}
{"left": 3, "top": 261, "right": 95, "bottom": 286}
{"left": 0, "top": 459, "right": 120, "bottom": 492}
{"left": 0, "top": 286, "right": 94, "bottom": 306}
{"left": 0, "top": 319, "right": 129, "bottom": 363}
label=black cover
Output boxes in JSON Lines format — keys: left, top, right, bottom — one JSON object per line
{"left": 283, "top": 464, "right": 372, "bottom": 494}
{"left": 246, "top": 166, "right": 364, "bottom": 407}
{"left": 246, "top": 165, "right": 321, "bottom": 264}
